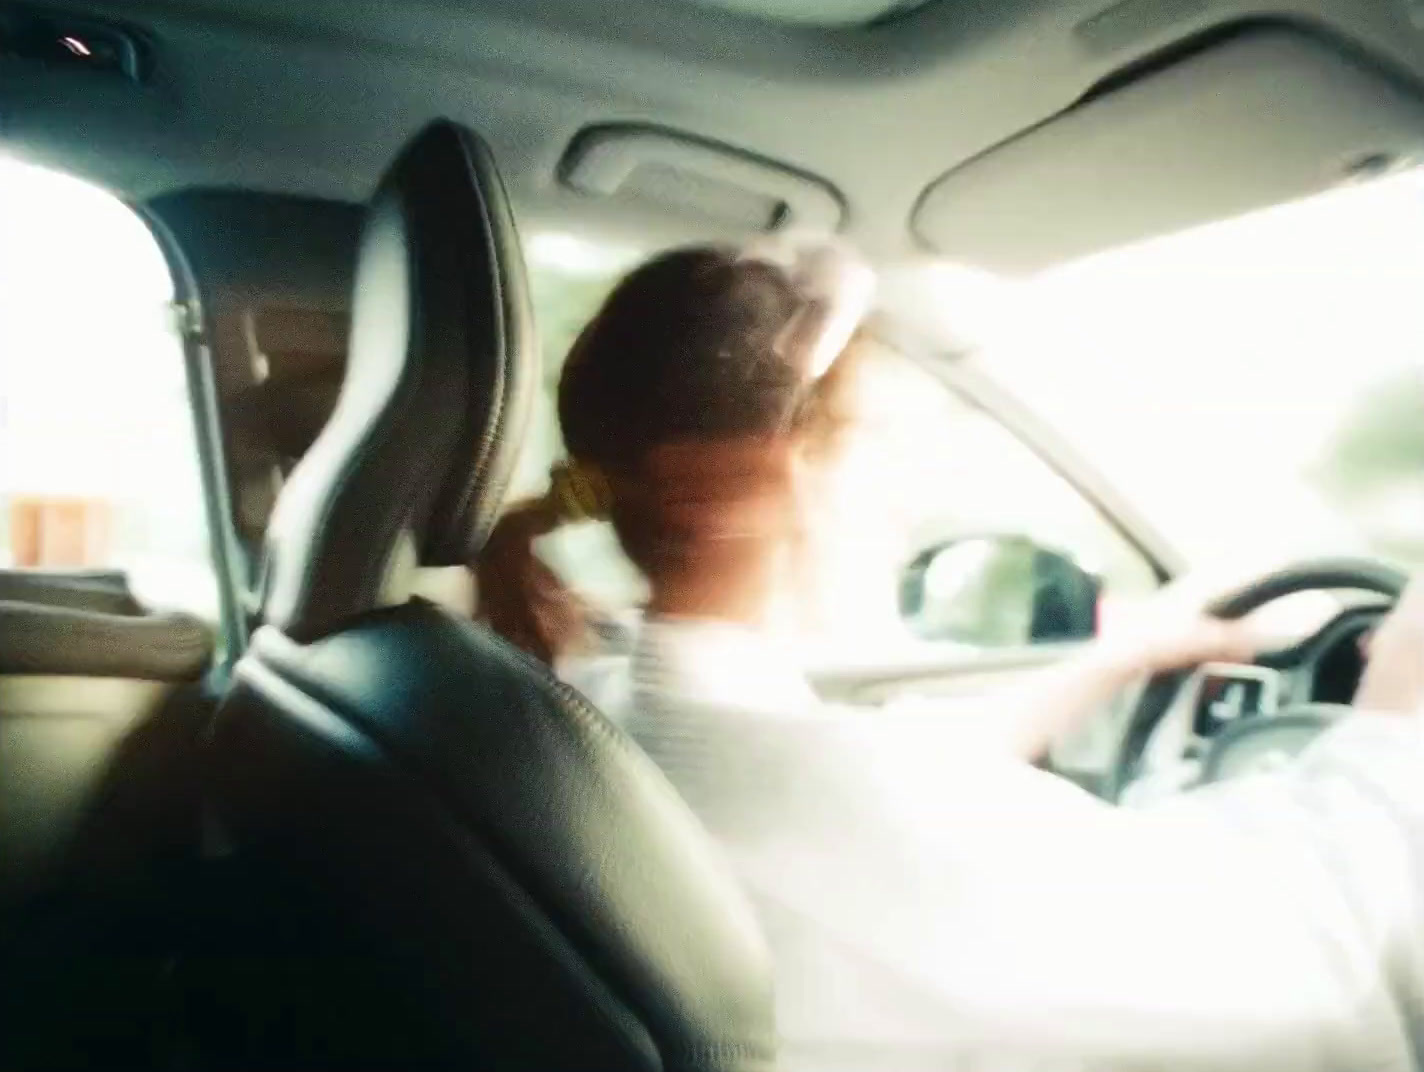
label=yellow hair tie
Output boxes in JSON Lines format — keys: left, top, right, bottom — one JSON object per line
{"left": 549, "top": 459, "right": 612, "bottom": 522}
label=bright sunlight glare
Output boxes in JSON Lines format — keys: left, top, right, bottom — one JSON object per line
{"left": 526, "top": 231, "right": 640, "bottom": 277}
{"left": 948, "top": 170, "right": 1424, "bottom": 573}
{"left": 0, "top": 154, "right": 215, "bottom": 615}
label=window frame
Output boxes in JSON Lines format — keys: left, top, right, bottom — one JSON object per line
{"left": 935, "top": 354, "right": 1179, "bottom": 586}
{"left": 140, "top": 207, "right": 249, "bottom": 674}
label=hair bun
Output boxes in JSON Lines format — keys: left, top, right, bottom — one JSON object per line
{"left": 549, "top": 458, "right": 613, "bottom": 522}
{"left": 741, "top": 234, "right": 876, "bottom": 379}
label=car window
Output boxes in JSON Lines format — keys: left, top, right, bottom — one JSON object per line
{"left": 782, "top": 349, "right": 1158, "bottom": 665}
{"left": 0, "top": 157, "right": 217, "bottom": 619}
{"left": 980, "top": 166, "right": 1424, "bottom": 576}
{"left": 507, "top": 234, "right": 641, "bottom": 502}
{"left": 519, "top": 234, "right": 1157, "bottom": 663}
{"left": 512, "top": 235, "right": 649, "bottom": 613}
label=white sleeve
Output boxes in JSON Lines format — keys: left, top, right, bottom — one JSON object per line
{"left": 866, "top": 641, "right": 1142, "bottom": 761}
{"left": 729, "top": 712, "right": 1424, "bottom": 1070}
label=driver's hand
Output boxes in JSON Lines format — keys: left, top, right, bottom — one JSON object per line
{"left": 1098, "top": 581, "right": 1260, "bottom": 677}
{"left": 1355, "top": 578, "right": 1424, "bottom": 714}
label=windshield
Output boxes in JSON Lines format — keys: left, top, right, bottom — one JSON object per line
{"left": 974, "top": 167, "right": 1424, "bottom": 575}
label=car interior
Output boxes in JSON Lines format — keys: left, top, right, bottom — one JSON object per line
{"left": 4, "top": 0, "right": 1424, "bottom": 1067}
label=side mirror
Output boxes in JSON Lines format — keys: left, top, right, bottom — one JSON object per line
{"left": 899, "top": 535, "right": 1101, "bottom": 647}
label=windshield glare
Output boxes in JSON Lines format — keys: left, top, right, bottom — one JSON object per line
{"left": 973, "top": 168, "right": 1424, "bottom": 574}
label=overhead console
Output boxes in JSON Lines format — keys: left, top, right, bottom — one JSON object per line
{"left": 559, "top": 124, "right": 845, "bottom": 233}
{"left": 676, "top": 0, "right": 928, "bottom": 27}
{"left": 913, "top": 26, "right": 1424, "bottom": 272}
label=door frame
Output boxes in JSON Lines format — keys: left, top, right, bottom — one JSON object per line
{"left": 143, "top": 209, "right": 249, "bottom": 674}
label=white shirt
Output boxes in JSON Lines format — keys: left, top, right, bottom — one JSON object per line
{"left": 567, "top": 619, "right": 1424, "bottom": 1072}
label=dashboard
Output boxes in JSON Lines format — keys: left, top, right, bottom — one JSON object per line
{"left": 1309, "top": 615, "right": 1371, "bottom": 705}
{"left": 1123, "top": 605, "right": 1385, "bottom": 800}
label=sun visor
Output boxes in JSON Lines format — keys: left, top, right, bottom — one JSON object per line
{"left": 913, "top": 28, "right": 1424, "bottom": 273}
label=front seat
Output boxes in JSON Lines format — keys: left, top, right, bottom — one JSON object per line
{"left": 201, "top": 121, "right": 775, "bottom": 1071}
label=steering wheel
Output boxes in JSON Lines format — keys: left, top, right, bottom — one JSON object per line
{"left": 1109, "top": 557, "right": 1407, "bottom": 800}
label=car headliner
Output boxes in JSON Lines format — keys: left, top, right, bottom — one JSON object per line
{"left": 4, "top": 0, "right": 1424, "bottom": 265}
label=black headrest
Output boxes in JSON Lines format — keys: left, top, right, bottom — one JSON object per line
{"left": 261, "top": 122, "right": 535, "bottom": 640}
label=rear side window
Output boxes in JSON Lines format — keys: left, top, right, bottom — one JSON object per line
{"left": 0, "top": 158, "right": 217, "bottom": 618}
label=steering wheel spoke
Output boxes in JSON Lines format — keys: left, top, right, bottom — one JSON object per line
{"left": 1199, "top": 704, "right": 1350, "bottom": 782}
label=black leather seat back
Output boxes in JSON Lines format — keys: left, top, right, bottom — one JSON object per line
{"left": 259, "top": 122, "right": 528, "bottom": 641}
{"left": 206, "top": 121, "right": 775, "bottom": 1071}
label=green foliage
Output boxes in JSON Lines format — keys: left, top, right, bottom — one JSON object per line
{"left": 1313, "top": 370, "right": 1424, "bottom": 500}
{"left": 528, "top": 269, "right": 619, "bottom": 384}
